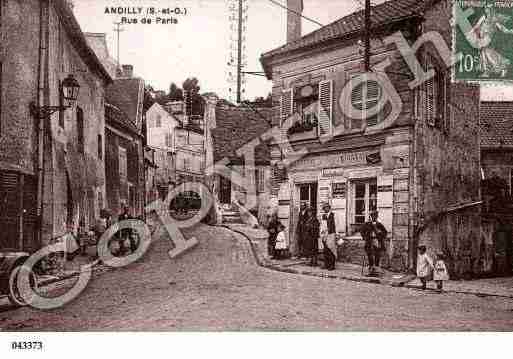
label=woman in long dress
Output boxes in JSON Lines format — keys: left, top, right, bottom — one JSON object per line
{"left": 468, "top": 5, "right": 513, "bottom": 77}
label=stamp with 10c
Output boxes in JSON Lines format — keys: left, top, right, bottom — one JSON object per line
{"left": 454, "top": 0, "right": 513, "bottom": 82}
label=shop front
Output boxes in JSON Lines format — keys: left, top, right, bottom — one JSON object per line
{"left": 281, "top": 145, "right": 402, "bottom": 265}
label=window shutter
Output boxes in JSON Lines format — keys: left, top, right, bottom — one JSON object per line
{"left": 280, "top": 88, "right": 293, "bottom": 126}
{"left": 377, "top": 175, "right": 393, "bottom": 233}
{"left": 318, "top": 80, "right": 333, "bottom": 136}
{"left": 426, "top": 77, "right": 435, "bottom": 127}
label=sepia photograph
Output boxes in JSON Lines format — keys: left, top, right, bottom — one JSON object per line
{"left": 1, "top": 0, "right": 513, "bottom": 356}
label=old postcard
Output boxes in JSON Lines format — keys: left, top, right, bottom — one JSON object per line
{"left": 0, "top": 0, "right": 512, "bottom": 357}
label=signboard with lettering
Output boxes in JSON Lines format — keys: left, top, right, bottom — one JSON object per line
{"left": 290, "top": 149, "right": 381, "bottom": 172}
{"left": 322, "top": 168, "right": 344, "bottom": 177}
{"left": 332, "top": 182, "right": 346, "bottom": 198}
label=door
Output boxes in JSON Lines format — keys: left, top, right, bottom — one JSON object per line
{"left": 219, "top": 175, "right": 231, "bottom": 204}
{"left": 299, "top": 183, "right": 318, "bottom": 215}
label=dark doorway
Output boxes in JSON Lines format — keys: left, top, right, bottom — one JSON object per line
{"left": 299, "top": 182, "right": 318, "bottom": 215}
{"left": 219, "top": 176, "right": 231, "bottom": 204}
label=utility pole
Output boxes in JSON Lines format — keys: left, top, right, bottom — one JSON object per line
{"left": 364, "top": 0, "right": 371, "bottom": 72}
{"left": 113, "top": 21, "right": 124, "bottom": 68}
{"left": 236, "top": 0, "right": 243, "bottom": 104}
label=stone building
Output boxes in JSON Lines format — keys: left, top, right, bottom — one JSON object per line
{"left": 0, "top": 0, "right": 112, "bottom": 250}
{"left": 104, "top": 73, "right": 146, "bottom": 218}
{"left": 85, "top": 33, "right": 146, "bottom": 218}
{"left": 260, "top": 0, "right": 482, "bottom": 276}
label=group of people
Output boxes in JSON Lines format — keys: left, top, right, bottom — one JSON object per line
{"left": 417, "top": 245, "right": 449, "bottom": 292}
{"left": 267, "top": 203, "right": 339, "bottom": 271}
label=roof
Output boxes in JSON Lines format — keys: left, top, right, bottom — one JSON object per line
{"left": 84, "top": 33, "right": 120, "bottom": 79}
{"left": 54, "top": 1, "right": 112, "bottom": 83}
{"left": 260, "top": 0, "right": 434, "bottom": 78}
{"left": 106, "top": 78, "right": 145, "bottom": 133}
{"left": 480, "top": 101, "right": 513, "bottom": 148}
{"left": 212, "top": 105, "right": 272, "bottom": 165}
{"left": 105, "top": 103, "right": 140, "bottom": 137}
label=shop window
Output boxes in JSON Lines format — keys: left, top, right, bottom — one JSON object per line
{"left": 352, "top": 179, "right": 377, "bottom": 225}
{"left": 351, "top": 79, "right": 382, "bottom": 127}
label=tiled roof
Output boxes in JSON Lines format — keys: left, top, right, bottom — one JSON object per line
{"left": 212, "top": 105, "right": 273, "bottom": 165}
{"left": 105, "top": 103, "right": 139, "bottom": 136}
{"left": 480, "top": 101, "right": 513, "bottom": 148}
{"left": 260, "top": 0, "right": 434, "bottom": 77}
{"left": 106, "top": 78, "right": 144, "bottom": 133}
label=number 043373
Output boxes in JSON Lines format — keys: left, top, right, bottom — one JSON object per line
{"left": 11, "top": 341, "right": 43, "bottom": 350}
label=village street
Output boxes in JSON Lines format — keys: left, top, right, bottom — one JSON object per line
{"left": 1, "top": 224, "right": 513, "bottom": 331}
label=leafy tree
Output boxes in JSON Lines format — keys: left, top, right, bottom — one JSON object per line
{"left": 168, "top": 82, "right": 183, "bottom": 101}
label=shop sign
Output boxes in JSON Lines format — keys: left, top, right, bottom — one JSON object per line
{"left": 332, "top": 182, "right": 346, "bottom": 198}
{"left": 378, "top": 185, "right": 393, "bottom": 192}
{"left": 322, "top": 168, "right": 344, "bottom": 178}
{"left": 291, "top": 149, "right": 381, "bottom": 172}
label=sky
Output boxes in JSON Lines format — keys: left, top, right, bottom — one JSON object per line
{"left": 73, "top": 0, "right": 513, "bottom": 101}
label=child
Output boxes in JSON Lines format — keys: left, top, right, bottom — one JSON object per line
{"left": 274, "top": 224, "right": 289, "bottom": 260}
{"left": 416, "top": 245, "right": 433, "bottom": 290}
{"left": 433, "top": 252, "right": 449, "bottom": 292}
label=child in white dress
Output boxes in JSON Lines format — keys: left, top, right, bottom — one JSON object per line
{"left": 417, "top": 245, "right": 433, "bottom": 290}
{"left": 433, "top": 252, "right": 449, "bottom": 292}
{"left": 274, "top": 224, "right": 289, "bottom": 260}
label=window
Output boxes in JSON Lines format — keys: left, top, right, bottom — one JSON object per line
{"left": 155, "top": 114, "right": 161, "bottom": 127}
{"left": 119, "top": 147, "right": 127, "bottom": 181}
{"left": 77, "top": 107, "right": 84, "bottom": 153}
{"left": 255, "top": 168, "right": 265, "bottom": 193}
{"left": 97, "top": 134, "right": 103, "bottom": 159}
{"left": 510, "top": 169, "right": 513, "bottom": 196}
{"left": 351, "top": 79, "right": 382, "bottom": 127}
{"left": 353, "top": 179, "right": 377, "bottom": 225}
{"left": 183, "top": 157, "right": 190, "bottom": 171}
{"left": 165, "top": 132, "right": 173, "bottom": 148}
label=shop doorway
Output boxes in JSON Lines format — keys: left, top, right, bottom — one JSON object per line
{"left": 298, "top": 182, "right": 318, "bottom": 214}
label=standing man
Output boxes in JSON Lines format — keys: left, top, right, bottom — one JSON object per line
{"left": 361, "top": 211, "right": 387, "bottom": 276}
{"left": 321, "top": 203, "right": 337, "bottom": 270}
{"left": 295, "top": 202, "right": 308, "bottom": 258}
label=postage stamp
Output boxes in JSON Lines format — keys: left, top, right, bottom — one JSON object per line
{"left": 454, "top": 0, "right": 513, "bottom": 82}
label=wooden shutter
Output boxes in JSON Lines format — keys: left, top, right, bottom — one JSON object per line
{"left": 0, "top": 171, "right": 22, "bottom": 250}
{"left": 280, "top": 88, "right": 293, "bottom": 126}
{"left": 318, "top": 80, "right": 333, "bottom": 136}
{"left": 426, "top": 76, "right": 435, "bottom": 127}
{"left": 377, "top": 175, "right": 393, "bottom": 233}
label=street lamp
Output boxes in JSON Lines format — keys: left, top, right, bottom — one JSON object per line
{"left": 30, "top": 74, "right": 80, "bottom": 118}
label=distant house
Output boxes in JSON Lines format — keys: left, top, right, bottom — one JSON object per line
{"left": 208, "top": 103, "right": 273, "bottom": 221}
{"left": 480, "top": 101, "right": 513, "bottom": 212}
{"left": 146, "top": 102, "right": 206, "bottom": 201}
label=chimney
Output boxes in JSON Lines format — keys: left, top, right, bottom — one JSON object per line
{"left": 287, "top": 0, "right": 303, "bottom": 43}
{"left": 122, "top": 64, "right": 133, "bottom": 78}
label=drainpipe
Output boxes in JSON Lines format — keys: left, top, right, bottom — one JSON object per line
{"left": 36, "top": 0, "right": 49, "bottom": 248}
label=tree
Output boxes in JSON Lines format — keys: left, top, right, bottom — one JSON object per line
{"left": 182, "top": 77, "right": 204, "bottom": 116}
{"left": 168, "top": 82, "right": 183, "bottom": 101}
{"left": 143, "top": 84, "right": 155, "bottom": 112}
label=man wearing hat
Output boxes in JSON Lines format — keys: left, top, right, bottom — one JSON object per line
{"left": 320, "top": 203, "right": 337, "bottom": 270}
{"left": 361, "top": 211, "right": 387, "bottom": 276}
